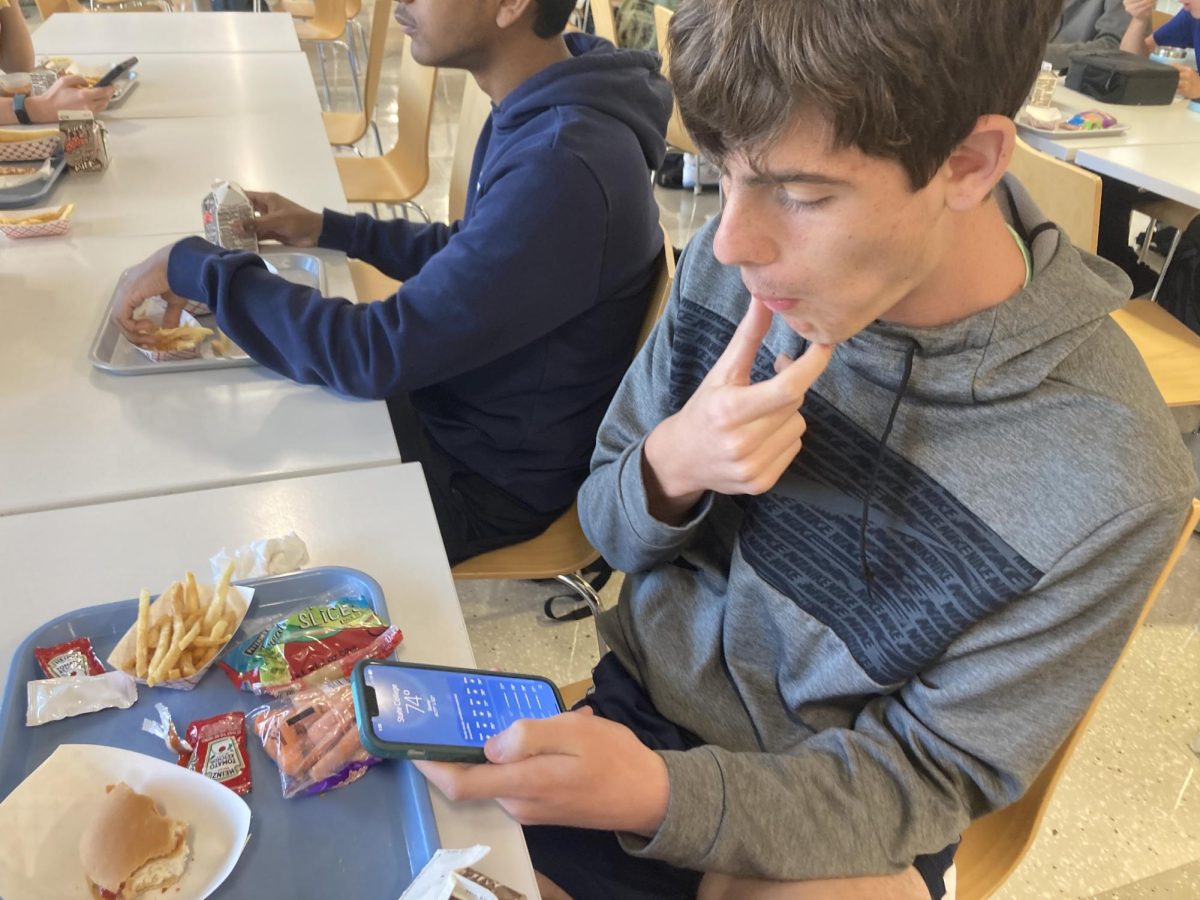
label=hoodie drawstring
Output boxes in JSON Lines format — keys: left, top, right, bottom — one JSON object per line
{"left": 859, "top": 341, "right": 917, "bottom": 599}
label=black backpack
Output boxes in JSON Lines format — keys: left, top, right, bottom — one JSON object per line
{"left": 1157, "top": 219, "right": 1200, "bottom": 336}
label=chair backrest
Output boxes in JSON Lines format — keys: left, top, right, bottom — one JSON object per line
{"left": 635, "top": 227, "right": 675, "bottom": 352}
{"left": 590, "top": 0, "right": 618, "bottom": 45}
{"left": 448, "top": 75, "right": 493, "bottom": 223}
{"left": 1007, "top": 138, "right": 1101, "bottom": 254}
{"left": 1152, "top": 9, "right": 1173, "bottom": 30}
{"left": 380, "top": 36, "right": 438, "bottom": 193}
{"left": 344, "top": 0, "right": 360, "bottom": 20}
{"left": 359, "top": 0, "right": 392, "bottom": 123}
{"left": 309, "top": 0, "right": 347, "bottom": 39}
{"left": 955, "top": 498, "right": 1200, "bottom": 899}
{"left": 1111, "top": 298, "right": 1200, "bottom": 408}
{"left": 35, "top": 0, "right": 85, "bottom": 17}
{"left": 652, "top": 4, "right": 698, "bottom": 157}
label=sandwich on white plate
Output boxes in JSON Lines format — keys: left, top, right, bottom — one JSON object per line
{"left": 79, "top": 782, "right": 190, "bottom": 900}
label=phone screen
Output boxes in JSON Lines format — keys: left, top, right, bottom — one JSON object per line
{"left": 362, "top": 663, "right": 563, "bottom": 749}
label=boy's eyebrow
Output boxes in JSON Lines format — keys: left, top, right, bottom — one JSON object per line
{"left": 742, "top": 169, "right": 850, "bottom": 188}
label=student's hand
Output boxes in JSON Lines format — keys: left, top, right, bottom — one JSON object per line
{"left": 1123, "top": 0, "right": 1156, "bottom": 20}
{"left": 246, "top": 191, "right": 323, "bottom": 247}
{"left": 1173, "top": 64, "right": 1200, "bottom": 99}
{"left": 641, "top": 299, "right": 833, "bottom": 522}
{"left": 414, "top": 707, "right": 670, "bottom": 836}
{"left": 24, "top": 75, "right": 114, "bottom": 122}
{"left": 111, "top": 244, "right": 191, "bottom": 347}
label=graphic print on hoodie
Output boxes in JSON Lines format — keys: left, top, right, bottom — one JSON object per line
{"left": 167, "top": 33, "right": 672, "bottom": 513}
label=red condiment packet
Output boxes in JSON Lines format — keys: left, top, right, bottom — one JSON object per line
{"left": 34, "top": 637, "right": 105, "bottom": 679}
{"left": 183, "top": 711, "right": 253, "bottom": 796}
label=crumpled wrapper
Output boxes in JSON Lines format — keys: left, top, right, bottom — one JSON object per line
{"left": 209, "top": 532, "right": 309, "bottom": 582}
{"left": 399, "top": 846, "right": 526, "bottom": 900}
{"left": 131, "top": 296, "right": 212, "bottom": 363}
{"left": 106, "top": 582, "right": 253, "bottom": 691}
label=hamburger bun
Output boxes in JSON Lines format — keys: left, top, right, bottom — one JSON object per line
{"left": 80, "top": 782, "right": 190, "bottom": 899}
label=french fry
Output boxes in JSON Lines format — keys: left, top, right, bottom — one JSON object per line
{"left": 135, "top": 588, "right": 151, "bottom": 679}
{"left": 177, "top": 619, "right": 202, "bottom": 652}
{"left": 168, "top": 667, "right": 181, "bottom": 681}
{"left": 180, "top": 649, "right": 194, "bottom": 676}
{"left": 193, "top": 619, "right": 228, "bottom": 648}
{"left": 146, "top": 620, "right": 172, "bottom": 686}
{"left": 222, "top": 611, "right": 237, "bottom": 636}
{"left": 185, "top": 571, "right": 200, "bottom": 616}
{"left": 170, "top": 582, "right": 185, "bottom": 641}
{"left": 203, "top": 575, "right": 229, "bottom": 630}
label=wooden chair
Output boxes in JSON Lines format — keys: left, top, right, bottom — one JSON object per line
{"left": 1134, "top": 198, "right": 1199, "bottom": 303}
{"left": 34, "top": 0, "right": 84, "bottom": 17}
{"left": 322, "top": 0, "right": 391, "bottom": 152}
{"left": 1152, "top": 10, "right": 1173, "bottom": 30}
{"left": 295, "top": 0, "right": 362, "bottom": 111}
{"left": 653, "top": 2, "right": 702, "bottom": 179}
{"left": 451, "top": 232, "right": 678, "bottom": 653}
{"left": 1007, "top": 138, "right": 1101, "bottom": 253}
{"left": 557, "top": 500, "right": 1200, "bottom": 898}
{"left": 1112, "top": 298, "right": 1200, "bottom": 407}
{"left": 587, "top": 0, "right": 618, "bottom": 45}
{"left": 448, "top": 75, "right": 493, "bottom": 223}
{"left": 283, "top": 0, "right": 367, "bottom": 63}
{"left": 955, "top": 498, "right": 1200, "bottom": 898}
{"left": 335, "top": 35, "right": 437, "bottom": 219}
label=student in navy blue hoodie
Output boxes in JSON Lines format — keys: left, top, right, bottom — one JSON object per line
{"left": 112, "top": 0, "right": 671, "bottom": 564}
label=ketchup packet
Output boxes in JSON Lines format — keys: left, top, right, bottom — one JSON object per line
{"left": 183, "top": 711, "right": 253, "bottom": 796}
{"left": 34, "top": 637, "right": 105, "bottom": 679}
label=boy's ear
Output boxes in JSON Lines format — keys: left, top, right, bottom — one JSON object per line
{"left": 495, "top": 0, "right": 537, "bottom": 30}
{"left": 939, "top": 115, "right": 1016, "bottom": 212}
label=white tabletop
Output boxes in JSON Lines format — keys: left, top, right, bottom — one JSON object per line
{"left": 1017, "top": 85, "right": 1200, "bottom": 161}
{"left": 1075, "top": 143, "right": 1200, "bottom": 208}
{"left": 0, "top": 231, "right": 399, "bottom": 516}
{"left": 33, "top": 11, "right": 301, "bottom": 56}
{"left": 64, "top": 52, "right": 324, "bottom": 120}
{"left": 0, "top": 465, "right": 540, "bottom": 898}
{"left": 56, "top": 113, "right": 346, "bottom": 239}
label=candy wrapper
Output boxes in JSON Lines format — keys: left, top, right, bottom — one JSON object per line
{"left": 251, "top": 679, "right": 379, "bottom": 798}
{"left": 399, "top": 846, "right": 527, "bottom": 900}
{"left": 220, "top": 593, "right": 402, "bottom": 695}
{"left": 107, "top": 568, "right": 253, "bottom": 691}
{"left": 34, "top": 637, "right": 105, "bottom": 679}
{"left": 26, "top": 671, "right": 136, "bottom": 727}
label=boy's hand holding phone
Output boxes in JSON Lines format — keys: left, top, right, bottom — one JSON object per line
{"left": 415, "top": 709, "right": 670, "bottom": 837}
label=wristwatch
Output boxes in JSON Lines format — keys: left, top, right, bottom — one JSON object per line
{"left": 12, "top": 92, "right": 32, "bottom": 126}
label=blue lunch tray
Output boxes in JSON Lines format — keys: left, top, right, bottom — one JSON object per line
{"left": 0, "top": 154, "right": 67, "bottom": 211}
{"left": 0, "top": 566, "right": 440, "bottom": 899}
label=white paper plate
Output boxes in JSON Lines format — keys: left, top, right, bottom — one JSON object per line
{"left": 0, "top": 744, "right": 251, "bottom": 900}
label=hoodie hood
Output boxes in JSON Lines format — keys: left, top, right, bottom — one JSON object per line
{"left": 492, "top": 32, "right": 671, "bottom": 170}
{"left": 838, "top": 174, "right": 1134, "bottom": 405}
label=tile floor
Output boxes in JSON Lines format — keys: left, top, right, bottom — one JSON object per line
{"left": 27, "top": 4, "right": 1199, "bottom": 894}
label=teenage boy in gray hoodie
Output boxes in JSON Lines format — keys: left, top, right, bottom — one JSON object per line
{"left": 416, "top": 1, "right": 1198, "bottom": 898}
{"left": 1045, "top": 0, "right": 1132, "bottom": 69}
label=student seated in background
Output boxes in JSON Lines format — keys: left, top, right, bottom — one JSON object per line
{"left": 111, "top": 0, "right": 671, "bottom": 565}
{"left": 0, "top": 0, "right": 113, "bottom": 125}
{"left": 1121, "top": 0, "right": 1200, "bottom": 98}
{"left": 412, "top": 1, "right": 1198, "bottom": 898}
{"left": 1044, "top": 0, "right": 1131, "bottom": 69}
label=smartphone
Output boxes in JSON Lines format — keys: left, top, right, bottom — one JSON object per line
{"left": 93, "top": 57, "right": 138, "bottom": 89}
{"left": 351, "top": 660, "right": 566, "bottom": 763}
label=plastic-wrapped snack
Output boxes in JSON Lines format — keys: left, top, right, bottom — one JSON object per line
{"left": 251, "top": 679, "right": 379, "bottom": 798}
{"left": 26, "top": 671, "right": 136, "bottom": 726}
{"left": 220, "top": 595, "right": 402, "bottom": 695}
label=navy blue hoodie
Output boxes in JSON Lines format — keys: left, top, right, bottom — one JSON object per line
{"left": 167, "top": 33, "right": 671, "bottom": 513}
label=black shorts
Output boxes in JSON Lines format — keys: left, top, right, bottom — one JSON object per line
{"left": 523, "top": 654, "right": 957, "bottom": 900}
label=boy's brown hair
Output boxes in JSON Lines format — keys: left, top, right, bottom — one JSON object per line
{"left": 668, "top": 0, "right": 1061, "bottom": 187}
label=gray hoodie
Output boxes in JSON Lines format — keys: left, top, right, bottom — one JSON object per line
{"left": 1045, "top": 0, "right": 1132, "bottom": 69}
{"left": 577, "top": 175, "right": 1197, "bottom": 879}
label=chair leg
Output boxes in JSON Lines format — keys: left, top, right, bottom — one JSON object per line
{"left": 1149, "top": 228, "right": 1185, "bottom": 304}
{"left": 315, "top": 43, "right": 333, "bottom": 110}
{"left": 554, "top": 572, "right": 608, "bottom": 657}
{"left": 336, "top": 40, "right": 364, "bottom": 111}
{"left": 399, "top": 201, "right": 430, "bottom": 223}
{"left": 370, "top": 119, "right": 384, "bottom": 156}
{"left": 1136, "top": 217, "right": 1160, "bottom": 265}
{"left": 353, "top": 18, "right": 369, "bottom": 68}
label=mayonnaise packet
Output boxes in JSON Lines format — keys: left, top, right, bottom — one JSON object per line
{"left": 26, "top": 671, "right": 137, "bottom": 726}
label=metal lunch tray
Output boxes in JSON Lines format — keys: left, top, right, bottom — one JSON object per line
{"left": 90, "top": 250, "right": 327, "bottom": 375}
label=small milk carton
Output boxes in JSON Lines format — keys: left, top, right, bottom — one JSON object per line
{"left": 202, "top": 180, "right": 259, "bottom": 253}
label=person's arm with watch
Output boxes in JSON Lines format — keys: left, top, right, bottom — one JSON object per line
{"left": 0, "top": 75, "right": 115, "bottom": 125}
